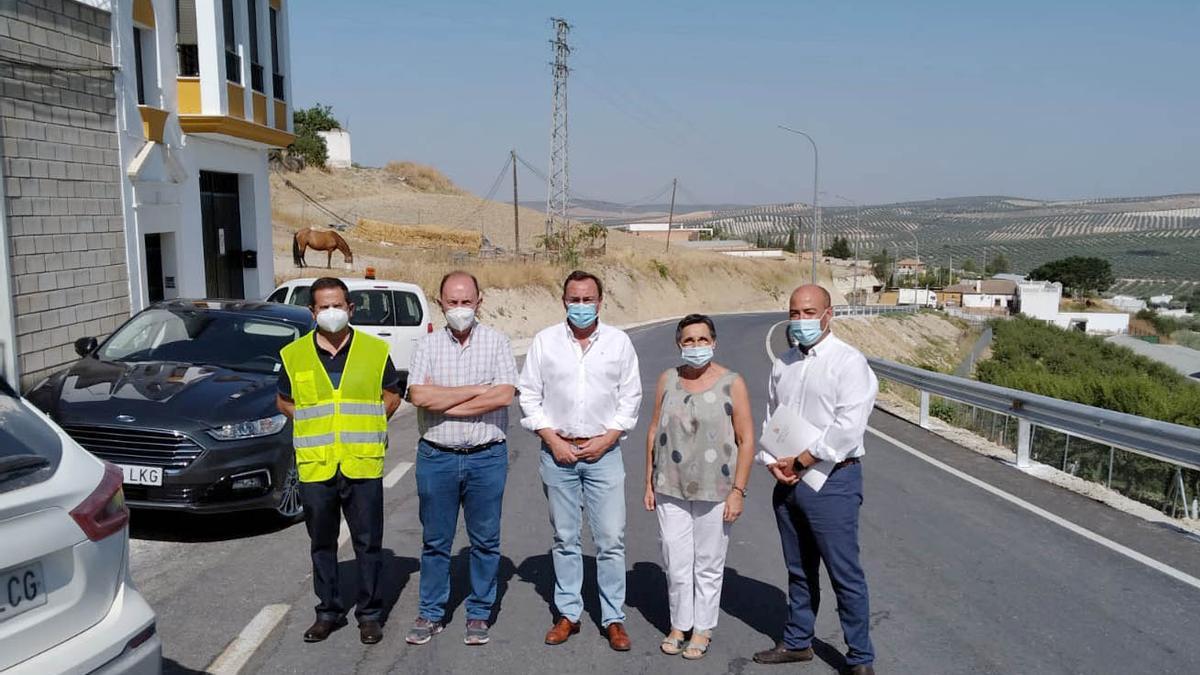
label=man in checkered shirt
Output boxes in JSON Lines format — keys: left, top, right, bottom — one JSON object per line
{"left": 404, "top": 271, "right": 518, "bottom": 647}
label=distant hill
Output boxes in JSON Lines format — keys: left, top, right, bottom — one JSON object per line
{"left": 518, "top": 198, "right": 752, "bottom": 224}
{"left": 689, "top": 193, "right": 1200, "bottom": 291}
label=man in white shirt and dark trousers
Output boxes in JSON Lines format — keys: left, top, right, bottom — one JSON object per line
{"left": 518, "top": 270, "right": 642, "bottom": 652}
{"left": 753, "top": 284, "right": 878, "bottom": 675}
{"left": 405, "top": 272, "right": 518, "bottom": 647}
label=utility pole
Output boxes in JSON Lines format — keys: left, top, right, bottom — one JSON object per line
{"left": 664, "top": 178, "right": 677, "bottom": 252}
{"left": 511, "top": 149, "right": 520, "bottom": 253}
{"left": 546, "top": 18, "right": 572, "bottom": 238}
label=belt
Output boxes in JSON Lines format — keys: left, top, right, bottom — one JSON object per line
{"left": 561, "top": 437, "right": 591, "bottom": 447}
{"left": 832, "top": 457, "right": 861, "bottom": 471}
{"left": 421, "top": 439, "right": 503, "bottom": 455}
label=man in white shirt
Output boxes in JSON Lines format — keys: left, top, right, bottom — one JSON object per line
{"left": 518, "top": 270, "right": 642, "bottom": 651}
{"left": 752, "top": 284, "right": 877, "bottom": 675}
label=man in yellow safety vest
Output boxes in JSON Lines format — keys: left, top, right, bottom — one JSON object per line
{"left": 277, "top": 277, "right": 402, "bottom": 645}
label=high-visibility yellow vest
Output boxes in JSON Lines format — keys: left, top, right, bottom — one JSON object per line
{"left": 280, "top": 330, "right": 390, "bottom": 482}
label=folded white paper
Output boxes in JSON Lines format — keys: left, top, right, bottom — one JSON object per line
{"left": 759, "top": 405, "right": 833, "bottom": 492}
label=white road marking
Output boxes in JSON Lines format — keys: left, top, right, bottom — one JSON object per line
{"left": 384, "top": 460, "right": 414, "bottom": 489}
{"left": 763, "top": 318, "right": 1200, "bottom": 593}
{"left": 868, "top": 426, "right": 1200, "bottom": 594}
{"left": 207, "top": 603, "right": 290, "bottom": 675}
{"left": 336, "top": 461, "right": 414, "bottom": 548}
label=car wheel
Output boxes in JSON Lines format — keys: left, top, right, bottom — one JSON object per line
{"left": 275, "top": 464, "right": 304, "bottom": 521}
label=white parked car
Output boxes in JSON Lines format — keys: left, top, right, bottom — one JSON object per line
{"left": 267, "top": 276, "right": 433, "bottom": 377}
{"left": 0, "top": 376, "right": 160, "bottom": 674}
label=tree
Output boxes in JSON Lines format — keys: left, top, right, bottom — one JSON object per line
{"left": 986, "top": 252, "right": 1012, "bottom": 275}
{"left": 783, "top": 230, "right": 797, "bottom": 254}
{"left": 961, "top": 258, "right": 978, "bottom": 275}
{"left": 823, "top": 236, "right": 852, "bottom": 260}
{"left": 869, "top": 247, "right": 890, "bottom": 281}
{"left": 1028, "top": 256, "right": 1114, "bottom": 296}
{"left": 289, "top": 103, "right": 341, "bottom": 169}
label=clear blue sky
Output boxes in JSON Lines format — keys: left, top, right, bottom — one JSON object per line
{"left": 289, "top": 1, "right": 1199, "bottom": 206}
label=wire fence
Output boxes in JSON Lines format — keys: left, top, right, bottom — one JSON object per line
{"left": 886, "top": 383, "right": 1200, "bottom": 519}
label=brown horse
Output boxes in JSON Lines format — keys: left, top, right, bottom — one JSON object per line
{"left": 293, "top": 227, "right": 353, "bottom": 268}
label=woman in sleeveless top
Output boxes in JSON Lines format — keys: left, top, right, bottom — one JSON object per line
{"left": 643, "top": 314, "right": 755, "bottom": 660}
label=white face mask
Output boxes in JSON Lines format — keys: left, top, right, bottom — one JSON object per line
{"left": 316, "top": 307, "right": 350, "bottom": 333}
{"left": 445, "top": 306, "right": 476, "bottom": 332}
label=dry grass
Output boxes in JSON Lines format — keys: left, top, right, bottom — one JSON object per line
{"left": 355, "top": 217, "right": 481, "bottom": 250}
{"left": 383, "top": 161, "right": 463, "bottom": 194}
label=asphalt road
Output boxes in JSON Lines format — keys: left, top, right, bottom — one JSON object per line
{"left": 129, "top": 312, "right": 1200, "bottom": 674}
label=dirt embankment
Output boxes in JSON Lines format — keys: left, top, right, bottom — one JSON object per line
{"left": 271, "top": 165, "right": 849, "bottom": 343}
{"left": 834, "top": 312, "right": 978, "bottom": 372}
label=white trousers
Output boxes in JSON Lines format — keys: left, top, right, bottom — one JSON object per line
{"left": 655, "top": 493, "right": 732, "bottom": 632}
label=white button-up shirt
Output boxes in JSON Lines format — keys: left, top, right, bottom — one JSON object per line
{"left": 518, "top": 321, "right": 642, "bottom": 438}
{"left": 767, "top": 332, "right": 878, "bottom": 463}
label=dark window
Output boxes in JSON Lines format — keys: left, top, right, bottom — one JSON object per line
{"left": 222, "top": 0, "right": 240, "bottom": 83}
{"left": 176, "top": 0, "right": 200, "bottom": 76}
{"left": 393, "top": 291, "right": 424, "bottom": 326}
{"left": 133, "top": 27, "right": 146, "bottom": 105}
{"left": 269, "top": 6, "right": 284, "bottom": 100}
{"left": 288, "top": 286, "right": 311, "bottom": 307}
{"left": 266, "top": 287, "right": 288, "bottom": 303}
{"left": 248, "top": 0, "right": 263, "bottom": 92}
{"left": 0, "top": 384, "right": 63, "bottom": 495}
{"left": 348, "top": 290, "right": 394, "bottom": 327}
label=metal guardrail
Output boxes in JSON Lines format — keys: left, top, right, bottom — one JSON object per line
{"left": 834, "top": 304, "right": 918, "bottom": 317}
{"left": 869, "top": 358, "right": 1200, "bottom": 473}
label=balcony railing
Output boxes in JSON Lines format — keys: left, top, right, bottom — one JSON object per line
{"left": 177, "top": 44, "right": 200, "bottom": 77}
{"left": 225, "top": 49, "right": 241, "bottom": 83}
{"left": 251, "top": 63, "right": 264, "bottom": 93}
{"left": 272, "top": 73, "right": 285, "bottom": 101}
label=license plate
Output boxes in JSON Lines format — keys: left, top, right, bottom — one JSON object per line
{"left": 0, "top": 562, "right": 46, "bottom": 624}
{"left": 118, "top": 464, "right": 163, "bottom": 486}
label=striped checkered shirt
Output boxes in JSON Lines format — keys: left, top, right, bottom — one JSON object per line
{"left": 407, "top": 322, "right": 519, "bottom": 447}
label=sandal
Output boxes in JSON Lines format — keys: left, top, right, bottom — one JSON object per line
{"left": 682, "top": 629, "right": 712, "bottom": 660}
{"left": 661, "top": 631, "right": 686, "bottom": 655}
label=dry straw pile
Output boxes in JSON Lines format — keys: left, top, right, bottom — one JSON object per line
{"left": 356, "top": 217, "right": 481, "bottom": 251}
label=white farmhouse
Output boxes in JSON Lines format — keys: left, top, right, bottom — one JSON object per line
{"left": 318, "top": 128, "right": 353, "bottom": 168}
{"left": 944, "top": 279, "right": 1018, "bottom": 311}
{"left": 1149, "top": 294, "right": 1174, "bottom": 307}
{"left": 1108, "top": 295, "right": 1148, "bottom": 312}
{"left": 1016, "top": 280, "right": 1130, "bottom": 335}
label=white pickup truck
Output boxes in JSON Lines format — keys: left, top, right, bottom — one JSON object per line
{"left": 267, "top": 276, "right": 433, "bottom": 377}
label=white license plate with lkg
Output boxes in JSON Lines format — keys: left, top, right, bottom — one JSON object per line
{"left": 0, "top": 562, "right": 46, "bottom": 624}
{"left": 118, "top": 464, "right": 163, "bottom": 486}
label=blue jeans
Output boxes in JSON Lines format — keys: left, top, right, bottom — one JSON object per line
{"left": 772, "top": 462, "right": 874, "bottom": 666}
{"left": 415, "top": 439, "right": 508, "bottom": 622}
{"left": 539, "top": 444, "right": 627, "bottom": 627}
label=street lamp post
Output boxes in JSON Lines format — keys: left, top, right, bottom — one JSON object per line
{"left": 778, "top": 125, "right": 819, "bottom": 283}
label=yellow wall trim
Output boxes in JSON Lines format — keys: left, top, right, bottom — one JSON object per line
{"left": 273, "top": 100, "right": 288, "bottom": 131}
{"left": 252, "top": 92, "right": 268, "bottom": 125}
{"left": 133, "top": 0, "right": 155, "bottom": 27}
{"left": 227, "top": 82, "right": 245, "bottom": 119}
{"left": 139, "top": 106, "right": 169, "bottom": 142}
{"left": 177, "top": 77, "right": 201, "bottom": 114}
{"left": 179, "top": 115, "right": 295, "bottom": 148}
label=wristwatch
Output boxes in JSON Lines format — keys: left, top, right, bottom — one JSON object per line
{"left": 792, "top": 455, "right": 810, "bottom": 472}
{"left": 732, "top": 485, "right": 747, "bottom": 498}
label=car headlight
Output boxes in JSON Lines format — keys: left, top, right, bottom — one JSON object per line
{"left": 207, "top": 414, "right": 288, "bottom": 441}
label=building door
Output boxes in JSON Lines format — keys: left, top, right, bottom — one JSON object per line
{"left": 199, "top": 171, "right": 244, "bottom": 298}
{"left": 145, "top": 233, "right": 164, "bottom": 302}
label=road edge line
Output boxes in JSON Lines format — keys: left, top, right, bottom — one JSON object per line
{"left": 867, "top": 426, "right": 1200, "bottom": 593}
{"left": 207, "top": 603, "right": 291, "bottom": 675}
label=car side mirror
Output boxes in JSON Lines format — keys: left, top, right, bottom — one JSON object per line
{"left": 74, "top": 336, "right": 98, "bottom": 357}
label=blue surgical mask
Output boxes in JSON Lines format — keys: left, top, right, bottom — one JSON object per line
{"left": 788, "top": 318, "right": 826, "bottom": 347}
{"left": 566, "top": 303, "right": 598, "bottom": 328}
{"left": 680, "top": 346, "right": 714, "bottom": 368}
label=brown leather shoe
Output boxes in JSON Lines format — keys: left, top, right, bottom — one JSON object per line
{"left": 544, "top": 617, "right": 580, "bottom": 645}
{"left": 846, "top": 666, "right": 876, "bottom": 675}
{"left": 752, "top": 644, "right": 815, "bottom": 663}
{"left": 303, "top": 616, "right": 347, "bottom": 643}
{"left": 605, "top": 622, "right": 631, "bottom": 651}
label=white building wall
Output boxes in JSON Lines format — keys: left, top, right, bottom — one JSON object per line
{"left": 1052, "top": 312, "right": 1130, "bottom": 334}
{"left": 319, "top": 129, "right": 353, "bottom": 168}
{"left": 962, "top": 293, "right": 1012, "bottom": 309}
{"left": 1017, "top": 282, "right": 1062, "bottom": 321}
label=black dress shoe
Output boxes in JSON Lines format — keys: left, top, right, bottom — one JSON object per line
{"left": 752, "top": 645, "right": 815, "bottom": 664}
{"left": 846, "top": 666, "right": 876, "bottom": 675}
{"left": 359, "top": 620, "right": 383, "bottom": 645}
{"left": 303, "top": 616, "right": 347, "bottom": 643}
